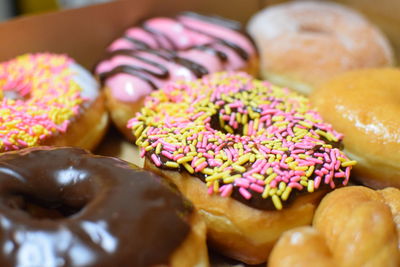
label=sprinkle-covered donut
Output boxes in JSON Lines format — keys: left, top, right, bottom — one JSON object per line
{"left": 95, "top": 12, "right": 258, "bottom": 139}
{"left": 0, "top": 147, "right": 208, "bottom": 266}
{"left": 0, "top": 53, "right": 108, "bottom": 152}
{"left": 128, "top": 72, "right": 355, "bottom": 264}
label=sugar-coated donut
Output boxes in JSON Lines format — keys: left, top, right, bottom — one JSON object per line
{"left": 0, "top": 53, "right": 108, "bottom": 152}
{"left": 269, "top": 186, "right": 400, "bottom": 267}
{"left": 247, "top": 1, "right": 394, "bottom": 95}
{"left": 128, "top": 72, "right": 354, "bottom": 264}
{"left": 95, "top": 12, "right": 258, "bottom": 140}
{"left": 0, "top": 147, "right": 208, "bottom": 267}
{"left": 310, "top": 68, "right": 400, "bottom": 189}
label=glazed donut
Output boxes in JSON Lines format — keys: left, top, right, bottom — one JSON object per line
{"left": 0, "top": 53, "right": 108, "bottom": 152}
{"left": 0, "top": 147, "right": 208, "bottom": 267}
{"left": 269, "top": 186, "right": 400, "bottom": 267}
{"left": 247, "top": 1, "right": 394, "bottom": 95}
{"left": 128, "top": 72, "right": 355, "bottom": 264}
{"left": 95, "top": 12, "right": 258, "bottom": 139}
{"left": 310, "top": 68, "right": 400, "bottom": 189}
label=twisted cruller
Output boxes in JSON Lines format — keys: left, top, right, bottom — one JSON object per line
{"left": 129, "top": 72, "right": 355, "bottom": 263}
{"left": 0, "top": 53, "right": 106, "bottom": 152}
{"left": 129, "top": 72, "right": 355, "bottom": 210}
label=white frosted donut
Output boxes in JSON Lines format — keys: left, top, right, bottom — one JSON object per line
{"left": 247, "top": 1, "right": 394, "bottom": 95}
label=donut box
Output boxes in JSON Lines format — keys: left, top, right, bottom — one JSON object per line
{"left": 0, "top": 0, "right": 399, "bottom": 266}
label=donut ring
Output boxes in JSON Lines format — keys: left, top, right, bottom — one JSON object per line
{"left": 0, "top": 53, "right": 108, "bottom": 152}
{"left": 0, "top": 147, "right": 208, "bottom": 266}
{"left": 310, "top": 68, "right": 400, "bottom": 189}
{"left": 269, "top": 186, "right": 400, "bottom": 267}
{"left": 129, "top": 72, "right": 354, "bottom": 263}
{"left": 247, "top": 1, "right": 394, "bottom": 95}
{"left": 95, "top": 12, "right": 258, "bottom": 139}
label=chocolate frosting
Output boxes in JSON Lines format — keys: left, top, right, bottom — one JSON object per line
{"left": 0, "top": 147, "right": 193, "bottom": 267}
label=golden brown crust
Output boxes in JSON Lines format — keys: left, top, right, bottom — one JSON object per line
{"left": 247, "top": 1, "right": 394, "bottom": 95}
{"left": 169, "top": 210, "right": 209, "bottom": 267}
{"left": 269, "top": 186, "right": 400, "bottom": 267}
{"left": 43, "top": 92, "right": 108, "bottom": 151}
{"left": 105, "top": 55, "right": 259, "bottom": 141}
{"left": 145, "top": 159, "right": 326, "bottom": 265}
{"left": 310, "top": 68, "right": 400, "bottom": 188}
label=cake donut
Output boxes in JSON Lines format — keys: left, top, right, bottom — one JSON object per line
{"left": 95, "top": 12, "right": 258, "bottom": 139}
{"left": 310, "top": 68, "right": 400, "bottom": 189}
{"left": 0, "top": 147, "right": 208, "bottom": 267}
{"left": 128, "top": 72, "right": 355, "bottom": 264}
{"left": 269, "top": 186, "right": 400, "bottom": 267}
{"left": 247, "top": 1, "right": 394, "bottom": 95}
{"left": 0, "top": 53, "right": 108, "bottom": 152}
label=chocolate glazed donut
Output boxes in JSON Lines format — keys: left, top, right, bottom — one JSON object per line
{"left": 0, "top": 147, "right": 198, "bottom": 267}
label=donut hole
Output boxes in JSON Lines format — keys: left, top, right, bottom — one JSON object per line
{"left": 298, "top": 24, "right": 331, "bottom": 35}
{"left": 2, "top": 89, "right": 29, "bottom": 101}
{"left": 3, "top": 192, "right": 85, "bottom": 219}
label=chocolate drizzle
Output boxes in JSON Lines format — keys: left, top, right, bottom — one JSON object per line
{"left": 0, "top": 147, "right": 193, "bottom": 267}
{"left": 96, "top": 12, "right": 254, "bottom": 88}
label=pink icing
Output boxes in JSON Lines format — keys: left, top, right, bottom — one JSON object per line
{"left": 96, "top": 13, "right": 256, "bottom": 103}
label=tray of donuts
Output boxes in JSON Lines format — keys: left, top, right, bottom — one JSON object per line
{"left": 0, "top": 0, "right": 399, "bottom": 266}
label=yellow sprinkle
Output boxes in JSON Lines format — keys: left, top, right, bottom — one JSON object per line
{"left": 134, "top": 124, "right": 144, "bottom": 137}
{"left": 177, "top": 156, "right": 193, "bottom": 164}
{"left": 295, "top": 166, "right": 308, "bottom": 171}
{"left": 236, "top": 154, "right": 251, "bottom": 165}
{"left": 307, "top": 180, "right": 315, "bottom": 192}
{"left": 281, "top": 187, "right": 292, "bottom": 201}
{"left": 213, "top": 181, "right": 219, "bottom": 193}
{"left": 272, "top": 195, "right": 283, "bottom": 210}
{"left": 201, "top": 168, "right": 214, "bottom": 175}
{"left": 223, "top": 174, "right": 241, "bottom": 184}
{"left": 298, "top": 121, "right": 312, "bottom": 128}
{"left": 341, "top": 160, "right": 357, "bottom": 167}
{"left": 266, "top": 167, "right": 273, "bottom": 175}
{"left": 165, "top": 161, "right": 179, "bottom": 168}
{"left": 252, "top": 173, "right": 264, "bottom": 180}
{"left": 262, "top": 185, "right": 270, "bottom": 198}
{"left": 305, "top": 165, "right": 315, "bottom": 177}
{"left": 279, "top": 181, "right": 286, "bottom": 191}
{"left": 265, "top": 173, "right": 278, "bottom": 184}
{"left": 300, "top": 180, "right": 308, "bottom": 187}
{"left": 183, "top": 163, "right": 194, "bottom": 174}
{"left": 232, "top": 164, "right": 246, "bottom": 173}
{"left": 194, "top": 158, "right": 206, "bottom": 167}
{"left": 186, "top": 151, "right": 197, "bottom": 157}
{"left": 145, "top": 145, "right": 153, "bottom": 151}
{"left": 155, "top": 143, "right": 162, "bottom": 154}
{"left": 285, "top": 157, "right": 294, "bottom": 163}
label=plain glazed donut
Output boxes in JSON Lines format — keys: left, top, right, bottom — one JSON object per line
{"left": 247, "top": 1, "right": 394, "bottom": 95}
{"left": 269, "top": 186, "right": 400, "bottom": 267}
{"left": 310, "top": 68, "right": 400, "bottom": 189}
{"left": 0, "top": 147, "right": 208, "bottom": 267}
{"left": 95, "top": 12, "right": 258, "bottom": 140}
{"left": 128, "top": 72, "right": 354, "bottom": 264}
{"left": 0, "top": 53, "right": 108, "bottom": 152}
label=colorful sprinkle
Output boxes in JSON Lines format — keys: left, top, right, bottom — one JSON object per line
{"left": 0, "top": 53, "right": 87, "bottom": 152}
{"left": 128, "top": 72, "right": 355, "bottom": 210}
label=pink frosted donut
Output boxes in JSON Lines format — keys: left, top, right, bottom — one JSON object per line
{"left": 247, "top": 1, "right": 394, "bottom": 95}
{"left": 95, "top": 12, "right": 258, "bottom": 139}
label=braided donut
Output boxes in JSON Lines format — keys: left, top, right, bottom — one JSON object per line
{"left": 0, "top": 147, "right": 208, "bottom": 266}
{"left": 0, "top": 53, "right": 108, "bottom": 152}
{"left": 128, "top": 72, "right": 354, "bottom": 264}
{"left": 95, "top": 12, "right": 258, "bottom": 139}
{"left": 269, "top": 186, "right": 400, "bottom": 267}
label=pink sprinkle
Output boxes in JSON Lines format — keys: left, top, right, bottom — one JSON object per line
{"left": 151, "top": 154, "right": 162, "bottom": 167}
{"left": 314, "top": 176, "right": 322, "bottom": 188}
{"left": 239, "top": 187, "right": 252, "bottom": 200}
{"left": 235, "top": 178, "right": 250, "bottom": 188}
{"left": 207, "top": 185, "right": 214, "bottom": 195}
{"left": 288, "top": 182, "right": 303, "bottom": 190}
{"left": 195, "top": 162, "right": 208, "bottom": 172}
{"left": 140, "top": 148, "right": 146, "bottom": 158}
{"left": 250, "top": 183, "right": 264, "bottom": 193}
{"left": 220, "top": 184, "right": 233, "bottom": 197}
